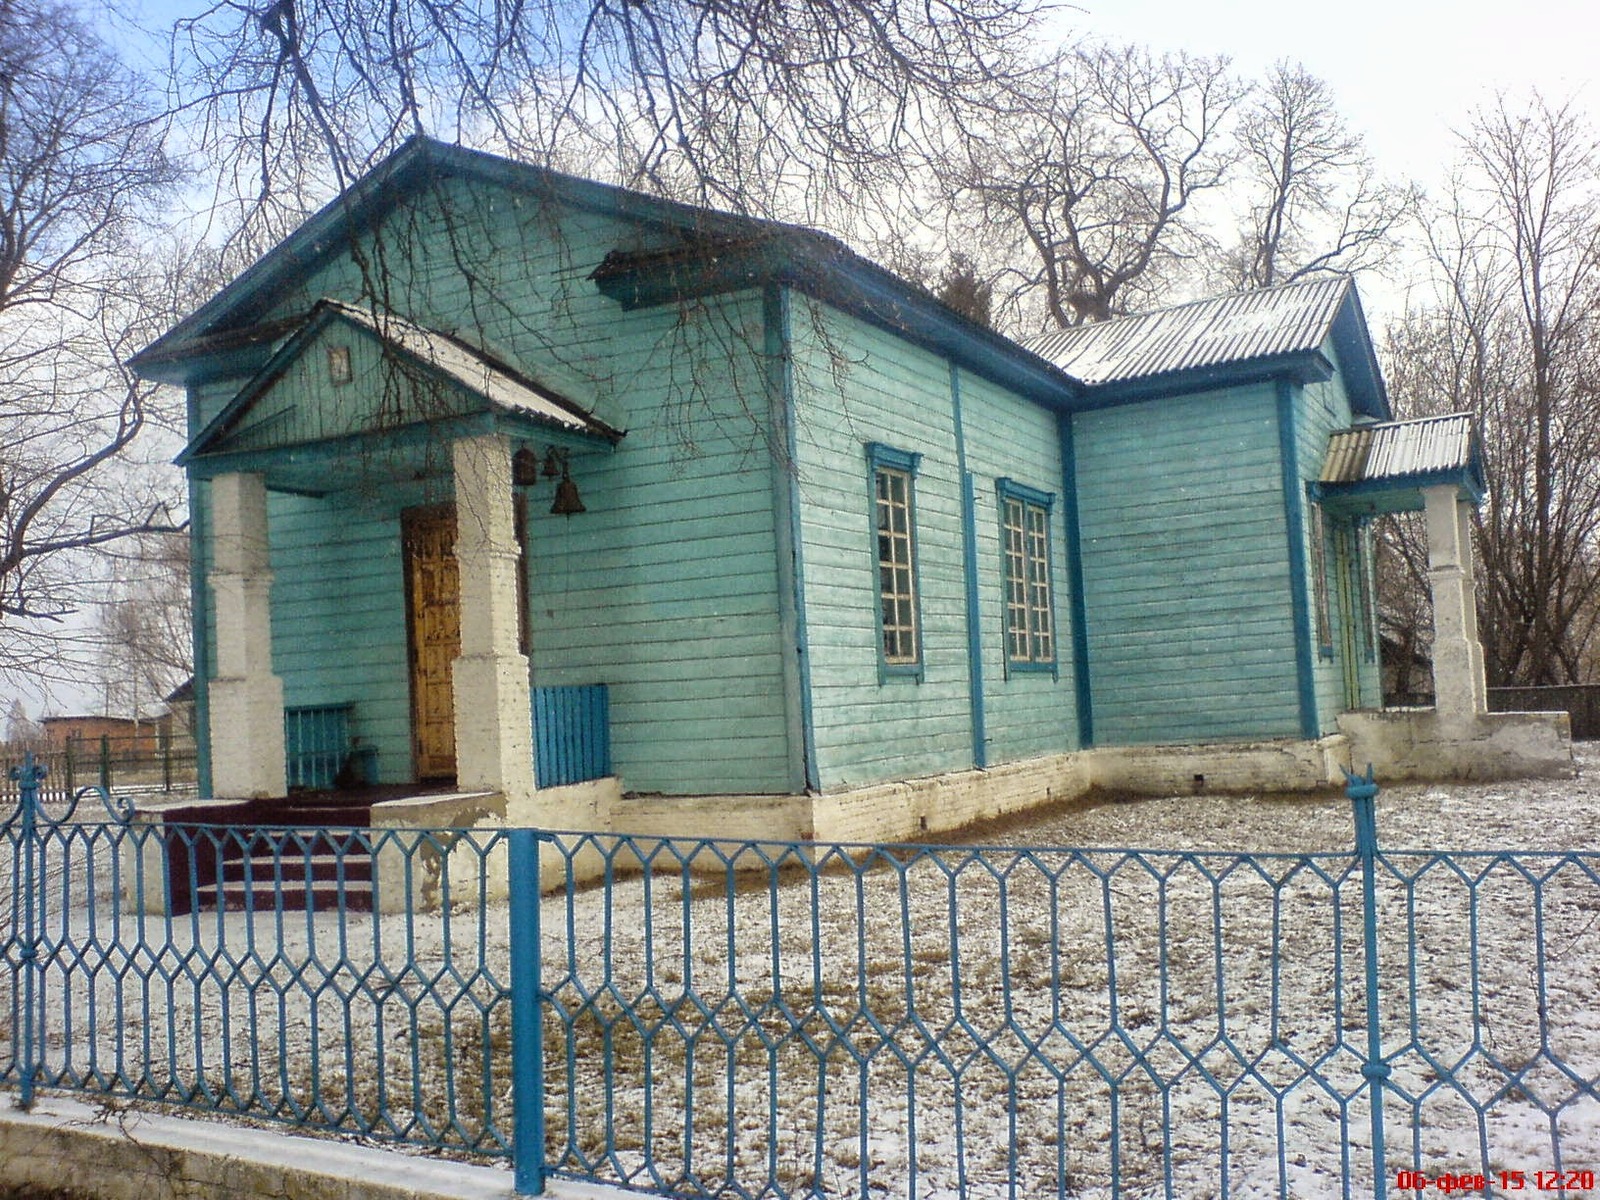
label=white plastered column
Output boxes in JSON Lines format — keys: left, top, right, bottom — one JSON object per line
{"left": 207, "top": 472, "right": 287, "bottom": 797}
{"left": 1423, "top": 483, "right": 1489, "bottom": 724}
{"left": 451, "top": 434, "right": 535, "bottom": 800}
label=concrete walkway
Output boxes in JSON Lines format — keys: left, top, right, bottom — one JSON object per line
{"left": 0, "top": 1097, "right": 634, "bottom": 1200}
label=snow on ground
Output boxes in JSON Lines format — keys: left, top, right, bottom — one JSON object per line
{"left": 3, "top": 751, "right": 1599, "bottom": 1199}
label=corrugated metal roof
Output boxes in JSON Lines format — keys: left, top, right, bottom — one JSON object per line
{"left": 1320, "top": 414, "right": 1477, "bottom": 484}
{"left": 1024, "top": 276, "right": 1352, "bottom": 384}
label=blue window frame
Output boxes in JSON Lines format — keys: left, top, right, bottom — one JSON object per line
{"left": 868, "top": 443, "right": 923, "bottom": 681}
{"left": 996, "top": 478, "right": 1057, "bottom": 676}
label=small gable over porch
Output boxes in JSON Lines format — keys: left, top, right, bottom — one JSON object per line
{"left": 1316, "top": 413, "right": 1489, "bottom": 724}
{"left": 181, "top": 299, "right": 621, "bottom": 802}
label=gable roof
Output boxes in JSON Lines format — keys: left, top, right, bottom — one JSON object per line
{"left": 179, "top": 298, "right": 620, "bottom": 467}
{"left": 129, "top": 137, "right": 1084, "bottom": 411}
{"left": 132, "top": 140, "right": 1391, "bottom": 422}
{"left": 132, "top": 138, "right": 801, "bottom": 379}
{"left": 1024, "top": 277, "right": 1390, "bottom": 418}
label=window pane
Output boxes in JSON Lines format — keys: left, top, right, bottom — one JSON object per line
{"left": 874, "top": 465, "right": 919, "bottom": 666}
{"left": 1003, "top": 496, "right": 1054, "bottom": 665}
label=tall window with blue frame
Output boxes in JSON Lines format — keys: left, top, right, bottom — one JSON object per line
{"left": 868, "top": 443, "right": 923, "bottom": 678}
{"left": 997, "top": 478, "right": 1056, "bottom": 675}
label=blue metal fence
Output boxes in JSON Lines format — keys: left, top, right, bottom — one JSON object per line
{"left": 3, "top": 755, "right": 1598, "bottom": 1198}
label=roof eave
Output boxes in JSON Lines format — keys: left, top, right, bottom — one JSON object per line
{"left": 593, "top": 236, "right": 1085, "bottom": 411}
{"left": 132, "top": 139, "right": 443, "bottom": 377}
{"left": 1313, "top": 463, "right": 1486, "bottom": 514}
{"left": 1073, "top": 351, "right": 1335, "bottom": 410}
{"left": 177, "top": 301, "right": 620, "bottom": 468}
{"left": 1329, "top": 284, "right": 1391, "bottom": 420}
{"left": 132, "top": 139, "right": 818, "bottom": 382}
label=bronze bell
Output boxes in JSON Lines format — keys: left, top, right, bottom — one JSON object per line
{"left": 512, "top": 448, "right": 541, "bottom": 486}
{"left": 551, "top": 471, "right": 586, "bottom": 515}
{"left": 542, "top": 448, "right": 564, "bottom": 478}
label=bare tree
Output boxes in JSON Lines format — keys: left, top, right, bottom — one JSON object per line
{"left": 166, "top": 0, "right": 1047, "bottom": 248}
{"left": 4, "top": 697, "right": 41, "bottom": 748}
{"left": 947, "top": 42, "right": 1246, "bottom": 328}
{"left": 94, "top": 530, "right": 192, "bottom": 720}
{"left": 1223, "top": 62, "right": 1412, "bottom": 290}
{"left": 0, "top": 0, "right": 185, "bottom": 681}
{"left": 1394, "top": 95, "right": 1600, "bottom": 687}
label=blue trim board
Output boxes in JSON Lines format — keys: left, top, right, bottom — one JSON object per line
{"left": 950, "top": 365, "right": 988, "bottom": 770}
{"left": 866, "top": 442, "right": 923, "bottom": 474}
{"left": 189, "top": 480, "right": 213, "bottom": 798}
{"left": 764, "top": 285, "right": 819, "bottom": 792}
{"left": 866, "top": 441, "right": 926, "bottom": 684}
{"left": 1276, "top": 378, "right": 1320, "bottom": 740}
{"left": 1069, "top": 354, "right": 1334, "bottom": 412}
{"left": 995, "top": 477, "right": 1055, "bottom": 509}
{"left": 1057, "top": 414, "right": 1093, "bottom": 748}
{"left": 1312, "top": 467, "right": 1486, "bottom": 510}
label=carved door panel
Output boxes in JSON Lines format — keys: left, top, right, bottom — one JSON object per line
{"left": 404, "top": 506, "right": 459, "bottom": 781}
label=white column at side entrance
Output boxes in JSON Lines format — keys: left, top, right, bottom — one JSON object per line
{"left": 451, "top": 435, "right": 535, "bottom": 800}
{"left": 1423, "top": 483, "right": 1489, "bottom": 725}
{"left": 207, "top": 471, "right": 287, "bottom": 797}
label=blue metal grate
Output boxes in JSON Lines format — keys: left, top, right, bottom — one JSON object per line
{"left": 531, "top": 684, "right": 609, "bottom": 789}
{"left": 283, "top": 704, "right": 354, "bottom": 790}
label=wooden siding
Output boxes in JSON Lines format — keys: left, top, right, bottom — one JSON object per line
{"left": 789, "top": 301, "right": 1078, "bottom": 790}
{"left": 193, "top": 379, "right": 241, "bottom": 432}
{"left": 955, "top": 370, "right": 1079, "bottom": 762}
{"left": 245, "top": 177, "right": 676, "bottom": 432}
{"left": 1073, "top": 384, "right": 1302, "bottom": 745}
{"left": 195, "top": 180, "right": 791, "bottom": 795}
{"left": 218, "top": 324, "right": 479, "bottom": 455}
{"left": 266, "top": 478, "right": 443, "bottom": 784}
{"left": 519, "top": 290, "right": 792, "bottom": 795}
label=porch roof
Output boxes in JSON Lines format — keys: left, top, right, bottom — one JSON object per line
{"left": 177, "top": 300, "right": 622, "bottom": 492}
{"left": 1314, "top": 413, "right": 1485, "bottom": 514}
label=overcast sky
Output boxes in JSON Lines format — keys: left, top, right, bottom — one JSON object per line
{"left": 1068, "top": 0, "right": 1599, "bottom": 186}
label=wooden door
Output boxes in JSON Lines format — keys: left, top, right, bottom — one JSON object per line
{"left": 404, "top": 506, "right": 460, "bottom": 781}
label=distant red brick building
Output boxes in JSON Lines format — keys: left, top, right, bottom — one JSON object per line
{"left": 39, "top": 715, "right": 173, "bottom": 755}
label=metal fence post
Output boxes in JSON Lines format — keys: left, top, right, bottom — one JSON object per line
{"left": 1347, "top": 764, "right": 1390, "bottom": 1200}
{"left": 8, "top": 753, "right": 45, "bottom": 1110}
{"left": 508, "top": 829, "right": 547, "bottom": 1195}
{"left": 99, "top": 734, "right": 111, "bottom": 792}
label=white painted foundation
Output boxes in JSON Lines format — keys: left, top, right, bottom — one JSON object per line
{"left": 1339, "top": 708, "right": 1573, "bottom": 782}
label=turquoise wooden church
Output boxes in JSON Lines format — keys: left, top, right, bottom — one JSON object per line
{"left": 131, "top": 139, "right": 1565, "bottom": 843}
